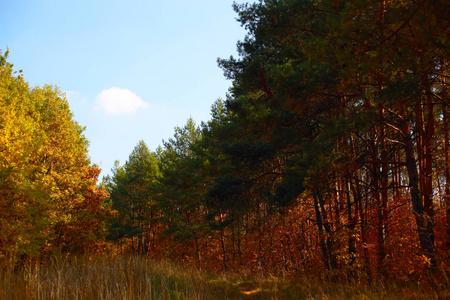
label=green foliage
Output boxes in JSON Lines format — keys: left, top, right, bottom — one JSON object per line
{"left": 156, "top": 118, "right": 205, "bottom": 241}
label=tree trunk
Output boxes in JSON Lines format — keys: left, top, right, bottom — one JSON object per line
{"left": 345, "top": 177, "right": 356, "bottom": 275}
{"left": 193, "top": 231, "right": 201, "bottom": 266}
{"left": 313, "top": 191, "right": 337, "bottom": 271}
{"left": 219, "top": 212, "right": 227, "bottom": 272}
{"left": 443, "top": 100, "right": 450, "bottom": 256}
{"left": 401, "top": 116, "right": 437, "bottom": 273}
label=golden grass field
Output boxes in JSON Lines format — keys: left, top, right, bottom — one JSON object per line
{"left": 0, "top": 255, "right": 447, "bottom": 299}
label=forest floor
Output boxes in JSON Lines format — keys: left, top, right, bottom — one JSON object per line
{"left": 0, "top": 255, "right": 447, "bottom": 299}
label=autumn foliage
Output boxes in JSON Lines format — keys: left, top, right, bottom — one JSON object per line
{"left": 1, "top": 0, "right": 450, "bottom": 291}
{"left": 0, "top": 51, "right": 109, "bottom": 266}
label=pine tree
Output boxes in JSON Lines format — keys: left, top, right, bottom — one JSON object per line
{"left": 105, "top": 140, "right": 159, "bottom": 254}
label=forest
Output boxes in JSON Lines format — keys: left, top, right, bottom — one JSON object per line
{"left": 1, "top": 0, "right": 450, "bottom": 298}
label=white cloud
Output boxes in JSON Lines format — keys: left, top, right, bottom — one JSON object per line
{"left": 94, "top": 87, "right": 148, "bottom": 115}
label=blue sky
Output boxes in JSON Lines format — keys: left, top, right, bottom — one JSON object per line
{"left": 1, "top": 0, "right": 252, "bottom": 179}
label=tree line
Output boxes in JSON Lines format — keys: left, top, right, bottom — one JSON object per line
{"left": 104, "top": 0, "right": 449, "bottom": 280}
{"left": 1, "top": 0, "right": 449, "bottom": 282}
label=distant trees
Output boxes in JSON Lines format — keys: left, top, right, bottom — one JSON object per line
{"left": 104, "top": 140, "right": 159, "bottom": 254}
{"left": 0, "top": 51, "right": 109, "bottom": 266}
{"left": 155, "top": 118, "right": 205, "bottom": 261}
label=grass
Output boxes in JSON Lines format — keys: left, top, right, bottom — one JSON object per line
{"left": 0, "top": 255, "right": 447, "bottom": 299}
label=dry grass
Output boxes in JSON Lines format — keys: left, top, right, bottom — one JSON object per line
{"left": 0, "top": 255, "right": 446, "bottom": 299}
{"left": 0, "top": 255, "right": 241, "bottom": 300}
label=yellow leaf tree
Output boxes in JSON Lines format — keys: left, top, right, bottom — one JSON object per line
{"left": 0, "top": 51, "right": 109, "bottom": 267}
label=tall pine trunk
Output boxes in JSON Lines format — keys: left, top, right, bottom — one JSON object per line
{"left": 443, "top": 98, "right": 450, "bottom": 256}
{"left": 401, "top": 110, "right": 437, "bottom": 273}
{"left": 313, "top": 191, "right": 337, "bottom": 271}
